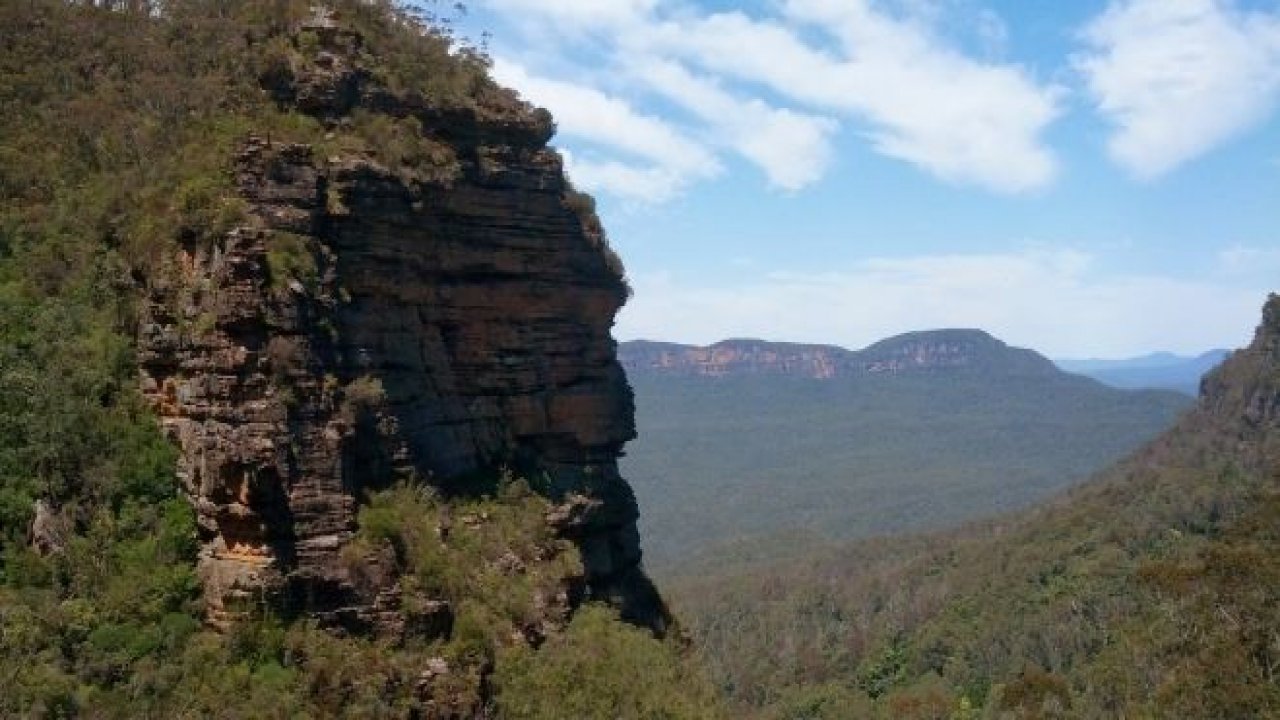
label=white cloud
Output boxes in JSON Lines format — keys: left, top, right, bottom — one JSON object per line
{"left": 478, "top": 0, "right": 1063, "bottom": 196}
{"left": 616, "top": 250, "right": 1266, "bottom": 357}
{"left": 633, "top": 59, "right": 838, "bottom": 191}
{"left": 558, "top": 154, "right": 691, "bottom": 204}
{"left": 1076, "top": 0, "right": 1280, "bottom": 179}
{"left": 641, "top": 4, "right": 1062, "bottom": 192}
{"left": 490, "top": 59, "right": 720, "bottom": 201}
{"left": 786, "top": 0, "right": 1062, "bottom": 192}
{"left": 478, "top": 0, "right": 657, "bottom": 31}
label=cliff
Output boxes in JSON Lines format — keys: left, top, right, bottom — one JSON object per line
{"left": 620, "top": 339, "right": 850, "bottom": 378}
{"left": 136, "top": 11, "right": 663, "bottom": 635}
{"left": 1201, "top": 293, "right": 1280, "bottom": 429}
{"left": 620, "top": 329, "right": 1058, "bottom": 379}
{"left": 0, "top": 5, "right": 729, "bottom": 714}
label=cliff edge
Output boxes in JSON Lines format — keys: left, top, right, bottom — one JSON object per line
{"left": 136, "top": 10, "right": 664, "bottom": 634}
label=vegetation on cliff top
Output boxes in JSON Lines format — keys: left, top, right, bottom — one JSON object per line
{"left": 0, "top": 1, "right": 699, "bottom": 716}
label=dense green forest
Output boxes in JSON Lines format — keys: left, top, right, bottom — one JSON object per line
{"left": 670, "top": 296, "right": 1280, "bottom": 718}
{"left": 625, "top": 368, "right": 1190, "bottom": 570}
{"left": 0, "top": 2, "right": 719, "bottom": 716}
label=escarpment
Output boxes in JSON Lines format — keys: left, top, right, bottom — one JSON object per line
{"left": 1201, "top": 293, "right": 1280, "bottom": 429}
{"left": 619, "top": 330, "right": 1058, "bottom": 379}
{"left": 137, "top": 14, "right": 664, "bottom": 637}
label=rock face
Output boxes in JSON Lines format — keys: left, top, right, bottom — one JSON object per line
{"left": 28, "top": 499, "right": 68, "bottom": 556}
{"left": 1201, "top": 293, "right": 1280, "bottom": 429}
{"left": 137, "top": 18, "right": 663, "bottom": 634}
{"left": 620, "top": 330, "right": 1058, "bottom": 379}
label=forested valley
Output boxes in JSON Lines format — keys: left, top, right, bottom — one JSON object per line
{"left": 669, "top": 299, "right": 1280, "bottom": 718}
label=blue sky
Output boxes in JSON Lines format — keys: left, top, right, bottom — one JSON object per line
{"left": 449, "top": 0, "right": 1279, "bottom": 357}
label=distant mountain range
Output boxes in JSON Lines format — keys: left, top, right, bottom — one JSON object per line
{"left": 621, "top": 336, "right": 1230, "bottom": 396}
{"left": 1053, "top": 350, "right": 1230, "bottom": 395}
{"left": 619, "top": 330, "right": 1193, "bottom": 571}
{"left": 621, "top": 329, "right": 1061, "bottom": 379}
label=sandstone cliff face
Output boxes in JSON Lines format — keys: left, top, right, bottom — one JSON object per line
{"left": 137, "top": 17, "right": 662, "bottom": 635}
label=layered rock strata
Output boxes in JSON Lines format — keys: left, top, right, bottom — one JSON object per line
{"left": 137, "top": 19, "right": 663, "bottom": 635}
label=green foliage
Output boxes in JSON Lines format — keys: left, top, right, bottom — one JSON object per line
{"left": 766, "top": 682, "right": 874, "bottom": 720}
{"left": 348, "top": 477, "right": 582, "bottom": 626}
{"left": 0, "top": 428, "right": 204, "bottom": 716}
{"left": 494, "top": 604, "right": 724, "bottom": 719}
{"left": 349, "top": 110, "right": 462, "bottom": 184}
{"left": 265, "top": 231, "right": 319, "bottom": 290}
{"left": 340, "top": 375, "right": 387, "bottom": 419}
{"left": 995, "top": 667, "right": 1072, "bottom": 718}
{"left": 337, "top": 0, "right": 494, "bottom": 104}
{"left": 857, "top": 639, "right": 908, "bottom": 699}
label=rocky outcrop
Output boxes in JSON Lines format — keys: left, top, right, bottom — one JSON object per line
{"left": 1201, "top": 293, "right": 1280, "bottom": 430}
{"left": 620, "top": 330, "right": 1058, "bottom": 379}
{"left": 28, "top": 499, "right": 68, "bottom": 556}
{"left": 137, "top": 15, "right": 664, "bottom": 636}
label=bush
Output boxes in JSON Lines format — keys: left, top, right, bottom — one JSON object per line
{"left": 265, "top": 231, "right": 318, "bottom": 290}
{"left": 494, "top": 604, "right": 724, "bottom": 720}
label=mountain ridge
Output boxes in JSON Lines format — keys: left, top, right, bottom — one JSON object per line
{"left": 1055, "top": 349, "right": 1229, "bottom": 372}
{"left": 622, "top": 325, "right": 1193, "bottom": 569}
{"left": 1055, "top": 349, "right": 1231, "bottom": 395}
{"left": 620, "top": 329, "right": 1059, "bottom": 379}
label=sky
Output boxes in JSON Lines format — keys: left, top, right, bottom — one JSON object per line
{"left": 445, "top": 0, "right": 1280, "bottom": 358}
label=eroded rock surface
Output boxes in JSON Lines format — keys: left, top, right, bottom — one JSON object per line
{"left": 138, "top": 17, "right": 663, "bottom": 636}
